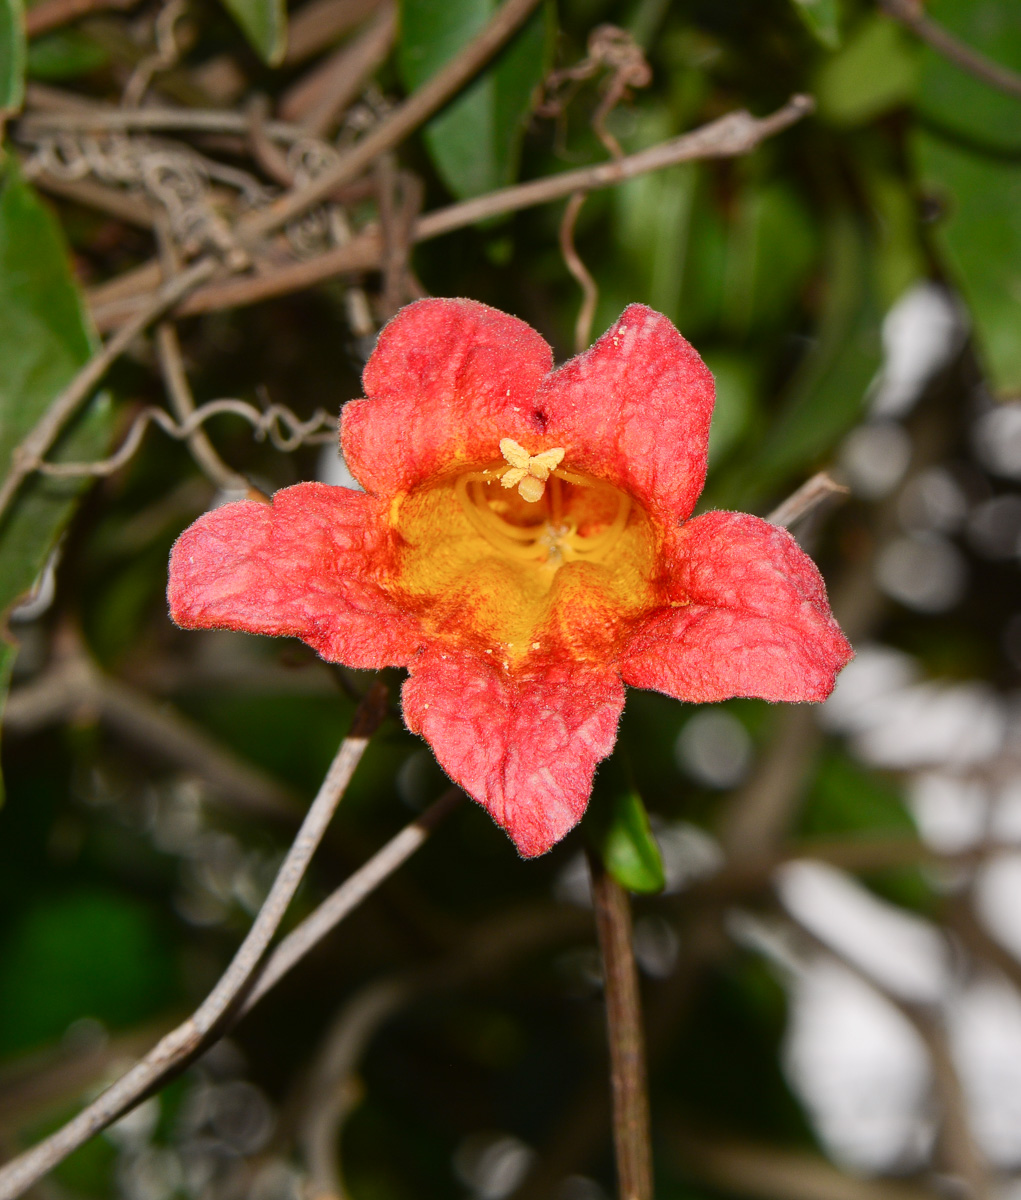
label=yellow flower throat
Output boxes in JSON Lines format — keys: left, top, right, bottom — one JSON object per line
{"left": 388, "top": 439, "right": 656, "bottom": 660}
{"left": 455, "top": 439, "right": 632, "bottom": 567}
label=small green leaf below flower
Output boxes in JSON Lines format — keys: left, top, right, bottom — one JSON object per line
{"left": 597, "top": 783, "right": 666, "bottom": 895}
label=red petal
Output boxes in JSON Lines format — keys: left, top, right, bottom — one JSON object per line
{"left": 402, "top": 650, "right": 625, "bottom": 857}
{"left": 621, "top": 511, "right": 853, "bottom": 703}
{"left": 342, "top": 298, "right": 553, "bottom": 498}
{"left": 536, "top": 305, "right": 715, "bottom": 525}
{"left": 168, "top": 483, "right": 421, "bottom": 668}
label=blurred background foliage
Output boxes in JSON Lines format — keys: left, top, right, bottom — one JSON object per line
{"left": 2, "top": 0, "right": 1021, "bottom": 1197}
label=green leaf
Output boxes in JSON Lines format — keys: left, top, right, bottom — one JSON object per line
{"left": 0, "top": 161, "right": 114, "bottom": 791}
{"left": 0, "top": 0, "right": 26, "bottom": 114}
{"left": 218, "top": 0, "right": 286, "bottom": 65}
{"left": 706, "top": 214, "right": 882, "bottom": 512}
{"left": 814, "top": 12, "right": 919, "bottom": 125}
{"left": 27, "top": 29, "right": 109, "bottom": 80}
{"left": 398, "top": 0, "right": 551, "bottom": 199}
{"left": 789, "top": 0, "right": 842, "bottom": 49}
{"left": 0, "top": 889, "right": 174, "bottom": 1056}
{"left": 702, "top": 351, "right": 757, "bottom": 470}
{"left": 601, "top": 789, "right": 666, "bottom": 895}
{"left": 912, "top": 0, "right": 1021, "bottom": 395}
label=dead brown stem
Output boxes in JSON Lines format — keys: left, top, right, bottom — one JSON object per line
{"left": 238, "top": 0, "right": 545, "bottom": 242}
{"left": 29, "top": 172, "right": 155, "bottom": 227}
{"left": 767, "top": 471, "right": 848, "bottom": 529}
{"left": 238, "top": 789, "right": 463, "bottom": 1015}
{"left": 283, "top": 0, "right": 381, "bottom": 66}
{"left": 588, "top": 852, "right": 653, "bottom": 1200}
{"left": 279, "top": 0, "right": 397, "bottom": 133}
{"left": 878, "top": 0, "right": 1021, "bottom": 100}
{"left": 87, "top": 96, "right": 813, "bottom": 331}
{"left": 0, "top": 686, "right": 388, "bottom": 1200}
{"left": 24, "top": 0, "right": 139, "bottom": 38}
{"left": 559, "top": 191, "right": 599, "bottom": 355}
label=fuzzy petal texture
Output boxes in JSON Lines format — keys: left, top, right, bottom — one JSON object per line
{"left": 621, "top": 511, "right": 853, "bottom": 703}
{"left": 403, "top": 649, "right": 625, "bottom": 857}
{"left": 169, "top": 483, "right": 422, "bottom": 668}
{"left": 342, "top": 298, "right": 553, "bottom": 499}
{"left": 535, "top": 304, "right": 715, "bottom": 526}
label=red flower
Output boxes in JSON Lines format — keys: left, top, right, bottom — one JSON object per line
{"left": 168, "top": 300, "right": 852, "bottom": 857}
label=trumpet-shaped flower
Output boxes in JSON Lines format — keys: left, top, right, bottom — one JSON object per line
{"left": 168, "top": 300, "right": 852, "bottom": 857}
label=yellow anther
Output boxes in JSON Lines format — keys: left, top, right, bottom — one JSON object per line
{"left": 498, "top": 438, "right": 566, "bottom": 503}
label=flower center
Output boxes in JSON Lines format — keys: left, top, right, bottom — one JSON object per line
{"left": 386, "top": 440, "right": 657, "bottom": 663}
{"left": 454, "top": 445, "right": 631, "bottom": 568}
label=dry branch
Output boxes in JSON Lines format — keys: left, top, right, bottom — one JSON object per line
{"left": 238, "top": 0, "right": 546, "bottom": 242}
{"left": 87, "top": 95, "right": 815, "bottom": 331}
{"left": 24, "top": 0, "right": 139, "bottom": 37}
{"left": 0, "top": 686, "right": 387, "bottom": 1200}
{"left": 878, "top": 0, "right": 1021, "bottom": 100}
{"left": 588, "top": 852, "right": 653, "bottom": 1200}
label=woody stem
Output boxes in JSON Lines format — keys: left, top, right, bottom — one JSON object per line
{"left": 587, "top": 850, "right": 654, "bottom": 1200}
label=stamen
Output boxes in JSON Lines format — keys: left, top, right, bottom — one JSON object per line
{"left": 498, "top": 439, "right": 566, "bottom": 503}
{"left": 454, "top": 458, "right": 632, "bottom": 568}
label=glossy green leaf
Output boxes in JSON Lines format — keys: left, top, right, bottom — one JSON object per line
{"left": 398, "top": 0, "right": 551, "bottom": 199}
{"left": 912, "top": 0, "right": 1021, "bottom": 395}
{"left": 0, "top": 0, "right": 26, "bottom": 114}
{"left": 218, "top": 0, "right": 286, "bottom": 65}
{"left": 601, "top": 789, "right": 666, "bottom": 895}
{"left": 707, "top": 214, "right": 882, "bottom": 511}
{"left": 0, "top": 161, "right": 114, "bottom": 789}
{"left": 789, "top": 0, "right": 841, "bottom": 49}
{"left": 814, "top": 13, "right": 919, "bottom": 125}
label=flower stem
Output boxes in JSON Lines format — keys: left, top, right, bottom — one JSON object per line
{"left": 587, "top": 850, "right": 654, "bottom": 1200}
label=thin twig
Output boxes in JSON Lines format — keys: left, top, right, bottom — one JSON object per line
{"left": 238, "top": 0, "right": 545, "bottom": 242}
{"left": 766, "top": 471, "right": 848, "bottom": 529}
{"left": 0, "top": 256, "right": 216, "bottom": 528}
{"left": 279, "top": 0, "right": 397, "bottom": 133}
{"left": 19, "top": 105, "right": 318, "bottom": 143}
{"left": 87, "top": 96, "right": 815, "bottom": 331}
{"left": 154, "top": 230, "right": 246, "bottom": 491}
{"left": 300, "top": 977, "right": 410, "bottom": 1196}
{"left": 24, "top": 0, "right": 139, "bottom": 37}
{"left": 154, "top": 327, "right": 246, "bottom": 490}
{"left": 878, "top": 0, "right": 1021, "bottom": 100}
{"left": 90, "top": 235, "right": 383, "bottom": 330}
{"left": 559, "top": 192, "right": 598, "bottom": 355}
{"left": 283, "top": 0, "right": 382, "bottom": 66}
{"left": 414, "top": 95, "right": 814, "bottom": 239}
{"left": 0, "top": 685, "right": 388, "bottom": 1200}
{"left": 25, "top": 398, "right": 336, "bottom": 479}
{"left": 30, "top": 172, "right": 155, "bottom": 227}
{"left": 587, "top": 851, "right": 653, "bottom": 1200}
{"left": 237, "top": 788, "right": 463, "bottom": 1015}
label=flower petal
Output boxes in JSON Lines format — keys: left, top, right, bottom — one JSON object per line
{"left": 621, "top": 511, "right": 853, "bottom": 703}
{"left": 168, "top": 483, "right": 421, "bottom": 668}
{"left": 536, "top": 304, "right": 715, "bottom": 525}
{"left": 342, "top": 298, "right": 553, "bottom": 498}
{"left": 402, "top": 650, "right": 625, "bottom": 857}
